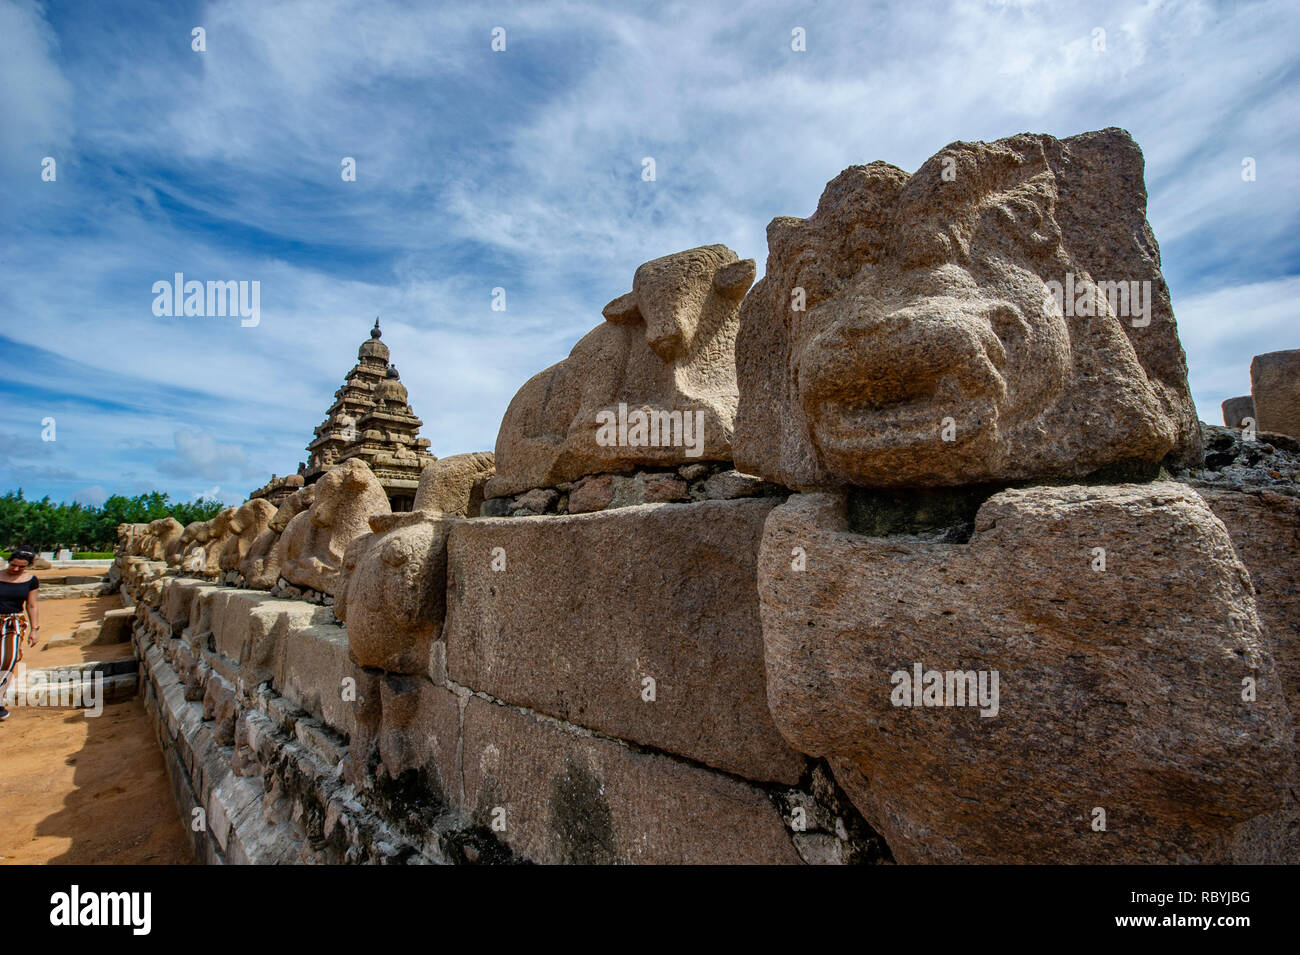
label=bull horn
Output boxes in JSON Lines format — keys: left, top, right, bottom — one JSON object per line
{"left": 602, "top": 291, "right": 642, "bottom": 324}
{"left": 713, "top": 258, "right": 756, "bottom": 298}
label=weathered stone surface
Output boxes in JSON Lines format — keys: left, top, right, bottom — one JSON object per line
{"left": 219, "top": 499, "right": 277, "bottom": 573}
{"left": 335, "top": 512, "right": 457, "bottom": 673}
{"left": 376, "top": 674, "right": 460, "bottom": 800}
{"left": 1195, "top": 487, "right": 1300, "bottom": 720}
{"left": 445, "top": 498, "right": 805, "bottom": 783}
{"left": 479, "top": 498, "right": 511, "bottom": 518}
{"left": 272, "top": 485, "right": 316, "bottom": 534}
{"left": 165, "top": 523, "right": 196, "bottom": 566}
{"left": 202, "top": 509, "right": 238, "bottom": 576}
{"left": 71, "top": 620, "right": 102, "bottom": 645}
{"left": 641, "top": 472, "right": 688, "bottom": 502}
{"left": 272, "top": 620, "right": 358, "bottom": 737}
{"left": 118, "top": 522, "right": 150, "bottom": 557}
{"left": 1223, "top": 395, "right": 1256, "bottom": 429}
{"left": 511, "top": 487, "right": 557, "bottom": 514}
{"left": 1186, "top": 483, "right": 1300, "bottom": 862}
{"left": 144, "top": 517, "right": 184, "bottom": 562}
{"left": 411, "top": 451, "right": 495, "bottom": 516}
{"left": 568, "top": 473, "right": 620, "bottom": 513}
{"left": 736, "top": 128, "right": 1201, "bottom": 489}
{"left": 1185, "top": 424, "right": 1300, "bottom": 495}
{"left": 460, "top": 697, "right": 802, "bottom": 864}
{"left": 487, "top": 246, "right": 756, "bottom": 498}
{"left": 209, "top": 590, "right": 277, "bottom": 667}
{"left": 758, "top": 483, "right": 1295, "bottom": 863}
{"left": 202, "top": 674, "right": 238, "bottom": 746}
{"left": 278, "top": 459, "right": 391, "bottom": 596}
{"left": 121, "top": 559, "right": 168, "bottom": 605}
{"left": 94, "top": 607, "right": 135, "bottom": 645}
{"left": 341, "top": 668, "right": 384, "bottom": 789}
{"left": 559, "top": 470, "right": 698, "bottom": 514}
{"left": 228, "top": 598, "right": 333, "bottom": 686}
{"left": 703, "top": 469, "right": 773, "bottom": 500}
{"left": 163, "top": 579, "right": 217, "bottom": 634}
{"left": 1251, "top": 349, "right": 1300, "bottom": 439}
{"left": 240, "top": 485, "right": 315, "bottom": 590}
{"left": 178, "top": 521, "right": 210, "bottom": 573}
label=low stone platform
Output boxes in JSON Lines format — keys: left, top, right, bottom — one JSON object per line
{"left": 122, "top": 498, "right": 886, "bottom": 864}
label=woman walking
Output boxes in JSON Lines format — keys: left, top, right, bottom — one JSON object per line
{"left": 0, "top": 548, "right": 40, "bottom": 720}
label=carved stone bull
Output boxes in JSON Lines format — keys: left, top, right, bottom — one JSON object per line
{"left": 277, "top": 459, "right": 390, "bottom": 595}
{"left": 735, "top": 128, "right": 1200, "bottom": 489}
{"left": 239, "top": 485, "right": 315, "bottom": 590}
{"left": 487, "top": 245, "right": 755, "bottom": 498}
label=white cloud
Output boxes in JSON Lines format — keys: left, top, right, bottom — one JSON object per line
{"left": 0, "top": 0, "right": 74, "bottom": 176}
{"left": 73, "top": 484, "right": 109, "bottom": 506}
{"left": 157, "top": 429, "right": 254, "bottom": 482}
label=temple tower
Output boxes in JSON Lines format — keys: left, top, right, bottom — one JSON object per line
{"left": 297, "top": 319, "right": 435, "bottom": 510}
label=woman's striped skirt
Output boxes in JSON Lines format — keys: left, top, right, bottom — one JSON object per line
{"left": 0, "top": 612, "right": 30, "bottom": 685}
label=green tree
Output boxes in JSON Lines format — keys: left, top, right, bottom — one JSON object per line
{"left": 0, "top": 490, "right": 229, "bottom": 552}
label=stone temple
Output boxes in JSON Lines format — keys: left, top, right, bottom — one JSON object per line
{"left": 252, "top": 320, "right": 435, "bottom": 511}
{"left": 115, "top": 129, "right": 1300, "bottom": 866}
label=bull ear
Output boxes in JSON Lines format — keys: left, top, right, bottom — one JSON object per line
{"left": 602, "top": 291, "right": 642, "bottom": 324}
{"left": 713, "top": 258, "right": 756, "bottom": 298}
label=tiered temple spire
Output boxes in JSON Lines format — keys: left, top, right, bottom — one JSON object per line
{"left": 249, "top": 319, "right": 435, "bottom": 511}
{"left": 300, "top": 318, "right": 435, "bottom": 510}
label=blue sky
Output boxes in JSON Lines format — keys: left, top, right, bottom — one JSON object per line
{"left": 1, "top": 0, "right": 1297, "bottom": 506}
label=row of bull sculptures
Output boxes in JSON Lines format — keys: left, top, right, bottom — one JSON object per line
{"left": 124, "top": 126, "right": 1205, "bottom": 651}
{"left": 114, "top": 127, "right": 1299, "bottom": 863}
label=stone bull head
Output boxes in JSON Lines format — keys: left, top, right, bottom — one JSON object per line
{"left": 218, "top": 498, "right": 277, "bottom": 573}
{"left": 487, "top": 245, "right": 756, "bottom": 498}
{"left": 736, "top": 128, "right": 1201, "bottom": 489}
{"left": 239, "top": 484, "right": 315, "bottom": 590}
{"left": 201, "top": 508, "right": 237, "bottom": 576}
{"left": 278, "top": 459, "right": 390, "bottom": 596}
{"left": 601, "top": 245, "right": 756, "bottom": 362}
{"left": 336, "top": 451, "right": 496, "bottom": 672}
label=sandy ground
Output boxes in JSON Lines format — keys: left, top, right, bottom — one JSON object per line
{"left": 27, "top": 593, "right": 136, "bottom": 667}
{"left": 33, "top": 591, "right": 121, "bottom": 639}
{"left": 0, "top": 593, "right": 193, "bottom": 865}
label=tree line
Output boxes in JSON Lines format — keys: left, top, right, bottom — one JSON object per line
{"left": 0, "top": 490, "right": 226, "bottom": 553}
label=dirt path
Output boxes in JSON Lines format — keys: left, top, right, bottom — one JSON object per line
{"left": 0, "top": 594, "right": 193, "bottom": 865}
{"left": 32, "top": 592, "right": 122, "bottom": 645}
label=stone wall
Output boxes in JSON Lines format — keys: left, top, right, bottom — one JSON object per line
{"left": 119, "top": 438, "right": 1300, "bottom": 865}
{"left": 119, "top": 500, "right": 889, "bottom": 864}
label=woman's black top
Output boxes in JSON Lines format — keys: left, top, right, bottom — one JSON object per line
{"left": 0, "top": 576, "right": 38, "bottom": 614}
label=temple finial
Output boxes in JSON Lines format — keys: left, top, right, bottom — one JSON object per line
{"left": 371, "top": 316, "right": 381, "bottom": 339}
